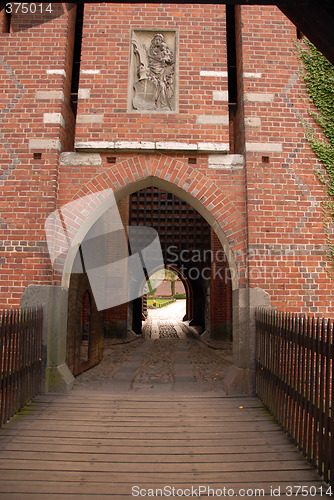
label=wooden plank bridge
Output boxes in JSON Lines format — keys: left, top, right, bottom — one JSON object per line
{"left": 0, "top": 308, "right": 330, "bottom": 498}
{"left": 0, "top": 392, "right": 328, "bottom": 499}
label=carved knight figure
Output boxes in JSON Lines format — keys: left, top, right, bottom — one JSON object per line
{"left": 132, "top": 33, "right": 175, "bottom": 111}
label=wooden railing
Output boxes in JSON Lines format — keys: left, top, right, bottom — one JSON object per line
{"left": 256, "top": 308, "right": 334, "bottom": 487}
{"left": 0, "top": 307, "right": 43, "bottom": 427}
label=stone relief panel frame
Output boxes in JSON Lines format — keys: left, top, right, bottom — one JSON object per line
{"left": 128, "top": 29, "right": 178, "bottom": 113}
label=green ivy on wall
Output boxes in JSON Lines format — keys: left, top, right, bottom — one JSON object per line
{"left": 296, "top": 39, "right": 334, "bottom": 278}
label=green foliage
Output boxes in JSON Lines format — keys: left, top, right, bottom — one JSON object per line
{"left": 296, "top": 39, "right": 334, "bottom": 277}
{"left": 156, "top": 299, "right": 176, "bottom": 308}
{"left": 173, "top": 293, "right": 186, "bottom": 299}
{"left": 147, "top": 298, "right": 176, "bottom": 308}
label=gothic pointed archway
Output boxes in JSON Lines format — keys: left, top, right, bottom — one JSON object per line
{"left": 27, "top": 153, "right": 271, "bottom": 393}
{"left": 61, "top": 154, "right": 244, "bottom": 289}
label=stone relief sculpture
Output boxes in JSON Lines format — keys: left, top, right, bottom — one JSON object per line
{"left": 131, "top": 32, "right": 175, "bottom": 111}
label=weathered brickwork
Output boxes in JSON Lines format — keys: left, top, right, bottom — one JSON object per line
{"left": 75, "top": 3, "right": 229, "bottom": 144}
{"left": 0, "top": 5, "right": 76, "bottom": 307}
{"left": 240, "top": 6, "right": 333, "bottom": 314}
{"left": 210, "top": 230, "right": 233, "bottom": 338}
{"left": 0, "top": 2, "right": 333, "bottom": 329}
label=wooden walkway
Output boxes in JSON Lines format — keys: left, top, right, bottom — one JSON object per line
{"left": 0, "top": 392, "right": 327, "bottom": 499}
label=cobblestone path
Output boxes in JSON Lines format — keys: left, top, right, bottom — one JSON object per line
{"left": 74, "top": 318, "right": 233, "bottom": 396}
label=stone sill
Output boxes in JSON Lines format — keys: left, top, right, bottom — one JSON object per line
{"left": 75, "top": 141, "right": 230, "bottom": 154}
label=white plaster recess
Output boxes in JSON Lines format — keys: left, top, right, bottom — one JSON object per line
{"left": 60, "top": 152, "right": 102, "bottom": 166}
{"left": 46, "top": 69, "right": 66, "bottom": 77}
{"left": 208, "top": 154, "right": 244, "bottom": 169}
{"left": 213, "top": 90, "right": 229, "bottom": 101}
{"left": 243, "top": 72, "right": 262, "bottom": 79}
{"left": 29, "top": 139, "right": 61, "bottom": 150}
{"left": 200, "top": 70, "right": 228, "bottom": 78}
{"left": 200, "top": 71, "right": 262, "bottom": 81}
{"left": 244, "top": 93, "right": 275, "bottom": 103}
{"left": 245, "top": 117, "right": 261, "bottom": 127}
{"left": 245, "top": 142, "right": 283, "bottom": 153}
{"left": 35, "top": 90, "right": 65, "bottom": 101}
{"left": 76, "top": 115, "right": 104, "bottom": 124}
{"left": 197, "top": 115, "right": 229, "bottom": 126}
{"left": 78, "top": 89, "right": 91, "bottom": 99}
{"left": 80, "top": 69, "right": 101, "bottom": 75}
{"left": 43, "top": 113, "right": 65, "bottom": 128}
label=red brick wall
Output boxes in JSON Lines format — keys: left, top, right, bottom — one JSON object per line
{"left": 75, "top": 3, "right": 229, "bottom": 144}
{"left": 241, "top": 6, "right": 333, "bottom": 315}
{"left": 210, "top": 230, "right": 232, "bottom": 338}
{"left": 0, "top": 4, "right": 76, "bottom": 308}
{"left": 1, "top": 3, "right": 333, "bottom": 319}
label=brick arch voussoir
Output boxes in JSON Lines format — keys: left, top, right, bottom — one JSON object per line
{"left": 72, "top": 154, "right": 244, "bottom": 254}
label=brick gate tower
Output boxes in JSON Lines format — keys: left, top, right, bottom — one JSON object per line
{"left": 1, "top": 3, "right": 333, "bottom": 392}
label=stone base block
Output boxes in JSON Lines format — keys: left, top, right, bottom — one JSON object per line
{"left": 200, "top": 330, "right": 211, "bottom": 343}
{"left": 46, "top": 363, "right": 75, "bottom": 394}
{"left": 222, "top": 365, "right": 256, "bottom": 396}
{"left": 210, "top": 323, "right": 232, "bottom": 340}
{"left": 104, "top": 320, "right": 128, "bottom": 338}
{"left": 126, "top": 330, "right": 140, "bottom": 341}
